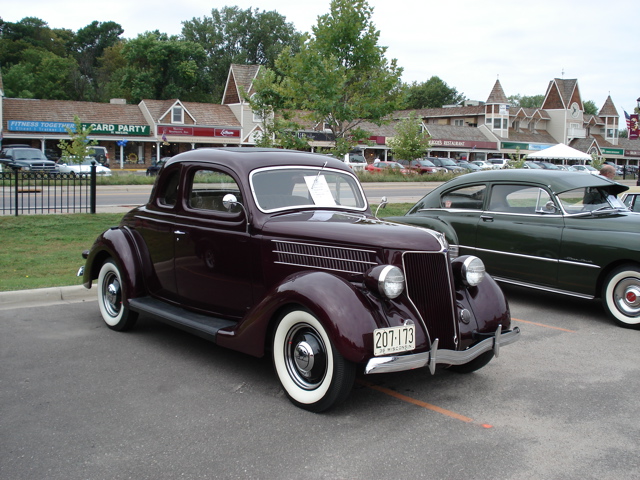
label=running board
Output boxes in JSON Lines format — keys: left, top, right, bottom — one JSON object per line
{"left": 128, "top": 297, "right": 237, "bottom": 343}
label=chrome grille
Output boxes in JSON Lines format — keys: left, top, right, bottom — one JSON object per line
{"left": 403, "top": 252, "right": 458, "bottom": 349}
{"left": 273, "top": 240, "right": 376, "bottom": 274}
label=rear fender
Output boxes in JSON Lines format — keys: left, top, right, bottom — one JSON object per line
{"left": 83, "top": 227, "right": 147, "bottom": 302}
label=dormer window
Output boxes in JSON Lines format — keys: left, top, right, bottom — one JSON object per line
{"left": 172, "top": 106, "right": 184, "bottom": 124}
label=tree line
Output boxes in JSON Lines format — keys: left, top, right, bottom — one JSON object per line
{"left": 0, "top": 4, "right": 464, "bottom": 109}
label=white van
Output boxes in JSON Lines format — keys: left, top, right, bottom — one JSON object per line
{"left": 343, "top": 152, "right": 367, "bottom": 172}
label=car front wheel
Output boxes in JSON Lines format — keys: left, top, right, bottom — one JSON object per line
{"left": 273, "top": 309, "right": 355, "bottom": 412}
{"left": 97, "top": 259, "right": 138, "bottom": 331}
{"left": 602, "top": 265, "right": 640, "bottom": 328}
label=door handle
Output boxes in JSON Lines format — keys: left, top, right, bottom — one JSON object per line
{"left": 480, "top": 215, "right": 494, "bottom": 222}
{"left": 174, "top": 230, "right": 186, "bottom": 235}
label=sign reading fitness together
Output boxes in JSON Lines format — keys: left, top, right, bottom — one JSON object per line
{"left": 8, "top": 120, "right": 150, "bottom": 135}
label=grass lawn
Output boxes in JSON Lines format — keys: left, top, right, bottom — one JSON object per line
{"left": 0, "top": 203, "right": 413, "bottom": 292}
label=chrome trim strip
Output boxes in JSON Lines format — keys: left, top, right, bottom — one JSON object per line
{"left": 273, "top": 261, "right": 367, "bottom": 275}
{"left": 491, "top": 277, "right": 595, "bottom": 299}
{"left": 463, "top": 245, "right": 600, "bottom": 270}
{"left": 274, "top": 240, "right": 376, "bottom": 254}
{"left": 365, "top": 326, "right": 520, "bottom": 374}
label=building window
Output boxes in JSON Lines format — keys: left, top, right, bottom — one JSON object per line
{"left": 172, "top": 106, "right": 184, "bottom": 124}
{"left": 494, "top": 118, "right": 501, "bottom": 129}
{"left": 503, "top": 119, "right": 508, "bottom": 129}
{"left": 454, "top": 119, "right": 464, "bottom": 126}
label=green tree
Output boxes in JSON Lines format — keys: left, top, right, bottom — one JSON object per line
{"left": 387, "top": 113, "right": 430, "bottom": 161}
{"left": 117, "top": 31, "right": 209, "bottom": 103}
{"left": 181, "top": 7, "right": 302, "bottom": 101}
{"left": 507, "top": 94, "right": 544, "bottom": 108}
{"left": 256, "top": 0, "right": 403, "bottom": 155}
{"left": 401, "top": 77, "right": 465, "bottom": 109}
{"left": 58, "top": 116, "right": 98, "bottom": 164}
{"left": 583, "top": 100, "right": 598, "bottom": 115}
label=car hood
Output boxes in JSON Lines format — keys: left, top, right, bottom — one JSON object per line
{"left": 261, "top": 211, "right": 445, "bottom": 252}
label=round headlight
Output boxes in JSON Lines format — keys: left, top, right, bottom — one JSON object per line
{"left": 462, "top": 256, "right": 485, "bottom": 286}
{"left": 378, "top": 265, "right": 405, "bottom": 299}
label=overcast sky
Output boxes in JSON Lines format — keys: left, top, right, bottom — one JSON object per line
{"left": 3, "top": 0, "right": 638, "bottom": 123}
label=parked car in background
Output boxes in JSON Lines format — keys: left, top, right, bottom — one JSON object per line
{"left": 88, "top": 146, "right": 110, "bottom": 166}
{"left": 523, "top": 161, "right": 542, "bottom": 169}
{"left": 532, "top": 161, "right": 561, "bottom": 170}
{"left": 58, "top": 157, "right": 112, "bottom": 176}
{"left": 429, "top": 157, "right": 466, "bottom": 173}
{"left": 385, "top": 169, "right": 640, "bottom": 328}
{"left": 488, "top": 159, "right": 510, "bottom": 169}
{"left": 0, "top": 147, "right": 59, "bottom": 174}
{"left": 342, "top": 151, "right": 367, "bottom": 172}
{"left": 365, "top": 160, "right": 412, "bottom": 175}
{"left": 471, "top": 160, "right": 494, "bottom": 170}
{"left": 146, "top": 157, "right": 172, "bottom": 176}
{"left": 79, "top": 148, "right": 519, "bottom": 412}
{"left": 571, "top": 164, "right": 600, "bottom": 175}
{"left": 397, "top": 158, "right": 446, "bottom": 174}
{"left": 456, "top": 161, "right": 482, "bottom": 172}
{"left": 621, "top": 187, "right": 640, "bottom": 212}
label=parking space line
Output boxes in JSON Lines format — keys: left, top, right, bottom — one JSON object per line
{"left": 358, "top": 380, "right": 492, "bottom": 427}
{"left": 512, "top": 317, "right": 576, "bottom": 333}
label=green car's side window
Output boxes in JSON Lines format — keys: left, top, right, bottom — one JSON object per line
{"left": 489, "top": 185, "right": 554, "bottom": 214}
{"left": 440, "top": 185, "right": 486, "bottom": 210}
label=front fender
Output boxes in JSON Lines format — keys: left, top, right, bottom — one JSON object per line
{"left": 384, "top": 215, "right": 459, "bottom": 246}
{"left": 217, "top": 271, "right": 385, "bottom": 363}
{"left": 83, "top": 226, "right": 147, "bottom": 303}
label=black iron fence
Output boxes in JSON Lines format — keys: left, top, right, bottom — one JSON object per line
{"left": 1, "top": 165, "right": 97, "bottom": 216}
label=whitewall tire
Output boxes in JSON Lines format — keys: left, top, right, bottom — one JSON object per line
{"left": 97, "top": 259, "right": 138, "bottom": 331}
{"left": 602, "top": 265, "right": 640, "bottom": 328}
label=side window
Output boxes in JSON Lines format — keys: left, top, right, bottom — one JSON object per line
{"left": 441, "top": 185, "right": 486, "bottom": 210}
{"left": 158, "top": 170, "right": 180, "bottom": 207}
{"left": 489, "top": 185, "right": 554, "bottom": 213}
{"left": 188, "top": 169, "right": 242, "bottom": 212}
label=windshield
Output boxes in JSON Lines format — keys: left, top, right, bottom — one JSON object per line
{"left": 14, "top": 150, "right": 47, "bottom": 161}
{"left": 349, "top": 154, "right": 366, "bottom": 164}
{"left": 420, "top": 160, "right": 436, "bottom": 167}
{"left": 440, "top": 159, "right": 456, "bottom": 166}
{"left": 558, "top": 187, "right": 628, "bottom": 214}
{"left": 251, "top": 167, "right": 367, "bottom": 212}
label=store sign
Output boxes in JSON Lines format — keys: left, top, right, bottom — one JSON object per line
{"left": 625, "top": 149, "right": 640, "bottom": 157}
{"left": 8, "top": 120, "right": 150, "bottom": 135}
{"left": 430, "top": 139, "right": 497, "bottom": 149}
{"left": 157, "top": 125, "right": 240, "bottom": 138}
{"left": 501, "top": 142, "right": 529, "bottom": 150}
{"left": 601, "top": 147, "right": 624, "bottom": 155}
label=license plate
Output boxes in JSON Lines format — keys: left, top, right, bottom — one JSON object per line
{"left": 373, "top": 325, "right": 415, "bottom": 356}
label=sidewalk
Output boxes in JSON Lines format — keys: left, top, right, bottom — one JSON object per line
{"left": 0, "top": 284, "right": 96, "bottom": 310}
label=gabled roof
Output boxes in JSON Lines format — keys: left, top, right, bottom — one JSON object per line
{"left": 598, "top": 95, "right": 619, "bottom": 117}
{"left": 222, "top": 64, "right": 261, "bottom": 105}
{"left": 486, "top": 80, "right": 509, "bottom": 104}
{"left": 141, "top": 99, "right": 239, "bottom": 126}
{"left": 393, "top": 106, "right": 484, "bottom": 119}
{"left": 541, "top": 78, "right": 582, "bottom": 110}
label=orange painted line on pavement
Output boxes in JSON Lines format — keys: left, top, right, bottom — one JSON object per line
{"left": 512, "top": 317, "right": 576, "bottom": 333}
{"left": 358, "top": 380, "right": 491, "bottom": 427}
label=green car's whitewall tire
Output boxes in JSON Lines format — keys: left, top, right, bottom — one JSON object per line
{"left": 602, "top": 265, "right": 640, "bottom": 329}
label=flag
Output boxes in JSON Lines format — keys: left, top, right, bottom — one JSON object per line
{"left": 624, "top": 110, "right": 632, "bottom": 130}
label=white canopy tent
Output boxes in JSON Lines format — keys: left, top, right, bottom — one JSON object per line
{"left": 526, "top": 143, "right": 592, "bottom": 162}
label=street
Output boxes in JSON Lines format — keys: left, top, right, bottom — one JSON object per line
{"left": 1, "top": 285, "right": 639, "bottom": 479}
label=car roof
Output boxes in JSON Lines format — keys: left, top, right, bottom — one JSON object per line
{"left": 164, "top": 148, "right": 352, "bottom": 177}
{"left": 438, "top": 169, "right": 629, "bottom": 195}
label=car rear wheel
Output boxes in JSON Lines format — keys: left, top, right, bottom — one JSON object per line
{"left": 602, "top": 265, "right": 640, "bottom": 329}
{"left": 97, "top": 259, "right": 138, "bottom": 331}
{"left": 272, "top": 309, "right": 355, "bottom": 412}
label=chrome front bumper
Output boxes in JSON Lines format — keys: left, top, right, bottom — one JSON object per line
{"left": 364, "top": 325, "right": 520, "bottom": 375}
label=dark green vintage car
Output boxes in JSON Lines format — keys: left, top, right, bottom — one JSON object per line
{"left": 386, "top": 170, "right": 640, "bottom": 328}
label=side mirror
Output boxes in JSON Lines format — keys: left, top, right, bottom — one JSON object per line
{"left": 222, "top": 193, "right": 238, "bottom": 210}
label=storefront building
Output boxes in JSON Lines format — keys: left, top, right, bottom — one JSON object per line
{"left": 1, "top": 65, "right": 638, "bottom": 169}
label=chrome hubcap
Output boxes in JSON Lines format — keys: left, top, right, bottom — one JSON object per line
{"left": 103, "top": 273, "right": 121, "bottom": 317}
{"left": 614, "top": 278, "right": 640, "bottom": 317}
{"left": 284, "top": 325, "right": 327, "bottom": 390}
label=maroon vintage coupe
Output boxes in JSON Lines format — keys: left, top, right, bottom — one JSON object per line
{"left": 80, "top": 148, "right": 520, "bottom": 411}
